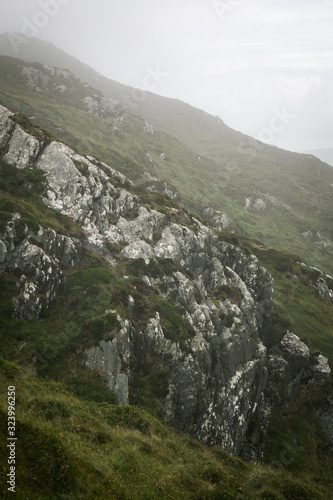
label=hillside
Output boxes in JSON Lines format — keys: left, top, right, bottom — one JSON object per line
{"left": 0, "top": 36, "right": 332, "bottom": 277}
{"left": 0, "top": 103, "right": 333, "bottom": 498}
{"left": 303, "top": 149, "right": 333, "bottom": 168}
{"left": 0, "top": 36, "right": 332, "bottom": 498}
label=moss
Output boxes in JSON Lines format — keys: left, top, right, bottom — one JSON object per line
{"left": 215, "top": 285, "right": 244, "bottom": 305}
{"left": 217, "top": 230, "right": 240, "bottom": 247}
{"left": 69, "top": 267, "right": 117, "bottom": 288}
{"left": 125, "top": 256, "right": 178, "bottom": 278}
{"left": 63, "top": 368, "right": 118, "bottom": 404}
{"left": 11, "top": 112, "right": 55, "bottom": 143}
{"left": 0, "top": 358, "right": 20, "bottom": 379}
{"left": 149, "top": 294, "right": 194, "bottom": 350}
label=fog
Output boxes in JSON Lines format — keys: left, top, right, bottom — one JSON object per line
{"left": 1, "top": 0, "right": 333, "bottom": 152}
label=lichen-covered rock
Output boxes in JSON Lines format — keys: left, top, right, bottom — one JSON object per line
{"left": 0, "top": 239, "right": 7, "bottom": 262}
{"left": 267, "top": 354, "right": 289, "bottom": 379}
{"left": 0, "top": 105, "right": 15, "bottom": 148}
{"left": 35, "top": 228, "right": 79, "bottom": 269}
{"left": 0, "top": 213, "right": 79, "bottom": 320}
{"left": 280, "top": 332, "right": 310, "bottom": 367}
{"left": 203, "top": 208, "right": 234, "bottom": 233}
{"left": 310, "top": 354, "right": 331, "bottom": 386}
{"left": 84, "top": 316, "right": 132, "bottom": 405}
{"left": 83, "top": 96, "right": 123, "bottom": 121}
{"left": 4, "top": 125, "right": 41, "bottom": 168}
{"left": 0, "top": 104, "right": 276, "bottom": 460}
{"left": 253, "top": 199, "right": 266, "bottom": 211}
{"left": 317, "top": 278, "right": 333, "bottom": 302}
{"left": 22, "top": 66, "right": 54, "bottom": 91}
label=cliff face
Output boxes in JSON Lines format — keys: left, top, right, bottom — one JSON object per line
{"left": 0, "top": 105, "right": 330, "bottom": 462}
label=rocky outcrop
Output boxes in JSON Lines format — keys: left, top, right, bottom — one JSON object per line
{"left": 317, "top": 277, "right": 333, "bottom": 302}
{"left": 4, "top": 104, "right": 331, "bottom": 464}
{"left": 85, "top": 317, "right": 133, "bottom": 406}
{"left": 0, "top": 104, "right": 277, "bottom": 460}
{"left": 268, "top": 331, "right": 331, "bottom": 388}
{"left": 82, "top": 96, "right": 123, "bottom": 123}
{"left": 244, "top": 193, "right": 291, "bottom": 213}
{"left": 21, "top": 65, "right": 78, "bottom": 93}
{"left": 0, "top": 213, "right": 79, "bottom": 320}
{"left": 203, "top": 208, "right": 234, "bottom": 233}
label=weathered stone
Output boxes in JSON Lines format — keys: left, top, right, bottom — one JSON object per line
{"left": 4, "top": 125, "right": 41, "bottom": 169}
{"left": 0, "top": 105, "right": 15, "bottom": 148}
{"left": 267, "top": 354, "right": 289, "bottom": 379}
{"left": 22, "top": 66, "right": 54, "bottom": 91}
{"left": 310, "top": 354, "right": 331, "bottom": 385}
{"left": 0, "top": 103, "right": 277, "bottom": 461}
{"left": 317, "top": 278, "right": 333, "bottom": 302}
{"left": 85, "top": 317, "right": 132, "bottom": 405}
{"left": 280, "top": 332, "right": 310, "bottom": 367}
{"left": 0, "top": 240, "right": 7, "bottom": 263}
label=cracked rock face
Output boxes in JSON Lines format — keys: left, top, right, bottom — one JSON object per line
{"left": 280, "top": 331, "right": 310, "bottom": 366}
{"left": 0, "top": 210, "right": 79, "bottom": 321}
{"left": 2, "top": 104, "right": 332, "bottom": 462}
{"left": 0, "top": 104, "right": 275, "bottom": 460}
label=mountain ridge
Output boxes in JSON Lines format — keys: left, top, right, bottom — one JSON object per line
{"left": 0, "top": 39, "right": 332, "bottom": 276}
{"left": 0, "top": 53, "right": 333, "bottom": 497}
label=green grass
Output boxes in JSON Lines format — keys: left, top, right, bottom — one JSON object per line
{"left": 0, "top": 360, "right": 330, "bottom": 499}
{"left": 0, "top": 52, "right": 333, "bottom": 499}
{"left": 1, "top": 54, "right": 332, "bottom": 276}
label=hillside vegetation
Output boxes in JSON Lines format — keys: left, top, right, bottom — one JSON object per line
{"left": 0, "top": 38, "right": 332, "bottom": 499}
{"left": 0, "top": 44, "right": 332, "bottom": 276}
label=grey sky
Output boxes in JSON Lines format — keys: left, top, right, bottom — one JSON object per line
{"left": 1, "top": 0, "right": 333, "bottom": 152}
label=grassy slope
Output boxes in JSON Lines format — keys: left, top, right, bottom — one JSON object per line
{"left": 0, "top": 156, "right": 333, "bottom": 497}
{"left": 0, "top": 43, "right": 332, "bottom": 496}
{"left": 0, "top": 50, "right": 332, "bottom": 275}
{"left": 2, "top": 360, "right": 330, "bottom": 500}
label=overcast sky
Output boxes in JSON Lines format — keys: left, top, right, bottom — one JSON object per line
{"left": 1, "top": 0, "right": 333, "bottom": 152}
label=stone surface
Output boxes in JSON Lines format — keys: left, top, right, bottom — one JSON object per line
{"left": 0, "top": 213, "right": 79, "bottom": 320}
{"left": 1, "top": 103, "right": 331, "bottom": 463}
{"left": 4, "top": 125, "right": 41, "bottom": 169}
{"left": 317, "top": 278, "right": 333, "bottom": 302}
{"left": 280, "top": 332, "right": 310, "bottom": 366}
{"left": 310, "top": 354, "right": 331, "bottom": 385}
{"left": 85, "top": 317, "right": 132, "bottom": 405}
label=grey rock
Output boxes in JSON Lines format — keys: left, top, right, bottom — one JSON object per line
{"left": 0, "top": 105, "right": 15, "bottom": 148}
{"left": 4, "top": 125, "right": 41, "bottom": 169}
{"left": 0, "top": 214, "right": 79, "bottom": 320}
{"left": 85, "top": 317, "right": 132, "bottom": 405}
{"left": 35, "top": 228, "right": 79, "bottom": 269}
{"left": 83, "top": 96, "right": 123, "bottom": 121}
{"left": 0, "top": 239, "right": 7, "bottom": 263}
{"left": 317, "top": 278, "right": 333, "bottom": 302}
{"left": 22, "top": 67, "right": 54, "bottom": 91}
{"left": 204, "top": 209, "right": 234, "bottom": 232}
{"left": 280, "top": 332, "right": 310, "bottom": 367}
{"left": 0, "top": 103, "right": 277, "bottom": 460}
{"left": 310, "top": 354, "right": 331, "bottom": 385}
{"left": 253, "top": 199, "right": 266, "bottom": 211}
{"left": 267, "top": 354, "right": 289, "bottom": 379}
{"left": 143, "top": 121, "right": 154, "bottom": 135}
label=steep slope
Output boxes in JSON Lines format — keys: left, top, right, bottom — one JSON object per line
{"left": 0, "top": 37, "right": 332, "bottom": 276}
{"left": 1, "top": 360, "right": 330, "bottom": 500}
{"left": 0, "top": 105, "right": 333, "bottom": 497}
{"left": 303, "top": 149, "right": 333, "bottom": 167}
{"left": 0, "top": 104, "right": 274, "bottom": 459}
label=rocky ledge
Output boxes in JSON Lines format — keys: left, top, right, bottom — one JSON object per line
{"left": 0, "top": 104, "right": 331, "bottom": 462}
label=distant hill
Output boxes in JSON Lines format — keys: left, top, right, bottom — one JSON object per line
{"left": 0, "top": 34, "right": 332, "bottom": 275}
{"left": 303, "top": 149, "right": 333, "bottom": 167}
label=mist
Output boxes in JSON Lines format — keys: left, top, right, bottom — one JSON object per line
{"left": 1, "top": 0, "right": 333, "bottom": 152}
